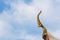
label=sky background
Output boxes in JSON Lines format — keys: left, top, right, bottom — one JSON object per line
{"left": 0, "top": 0, "right": 60, "bottom": 40}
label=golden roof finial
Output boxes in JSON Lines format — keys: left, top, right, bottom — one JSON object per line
{"left": 37, "top": 10, "right": 47, "bottom": 40}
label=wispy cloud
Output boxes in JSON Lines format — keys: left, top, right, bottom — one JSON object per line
{"left": 0, "top": 0, "right": 60, "bottom": 40}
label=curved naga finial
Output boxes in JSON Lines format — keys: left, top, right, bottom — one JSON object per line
{"left": 37, "top": 10, "right": 58, "bottom": 40}
{"left": 37, "top": 11, "right": 48, "bottom": 40}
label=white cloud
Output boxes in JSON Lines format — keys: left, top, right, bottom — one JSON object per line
{"left": 18, "top": 31, "right": 42, "bottom": 40}
{"left": 0, "top": 0, "right": 60, "bottom": 40}
{"left": 55, "top": 0, "right": 60, "bottom": 2}
{"left": 8, "top": 0, "right": 51, "bottom": 24}
{"left": 0, "top": 20, "right": 12, "bottom": 37}
{"left": 8, "top": 0, "right": 55, "bottom": 40}
{"left": 0, "top": 20, "right": 8, "bottom": 37}
{"left": 52, "top": 30, "right": 60, "bottom": 39}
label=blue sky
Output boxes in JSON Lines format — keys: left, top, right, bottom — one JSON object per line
{"left": 0, "top": 0, "right": 60, "bottom": 40}
{"left": 0, "top": 0, "right": 11, "bottom": 13}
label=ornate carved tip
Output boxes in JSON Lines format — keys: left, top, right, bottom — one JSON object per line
{"left": 37, "top": 10, "right": 47, "bottom": 40}
{"left": 37, "top": 10, "right": 43, "bottom": 27}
